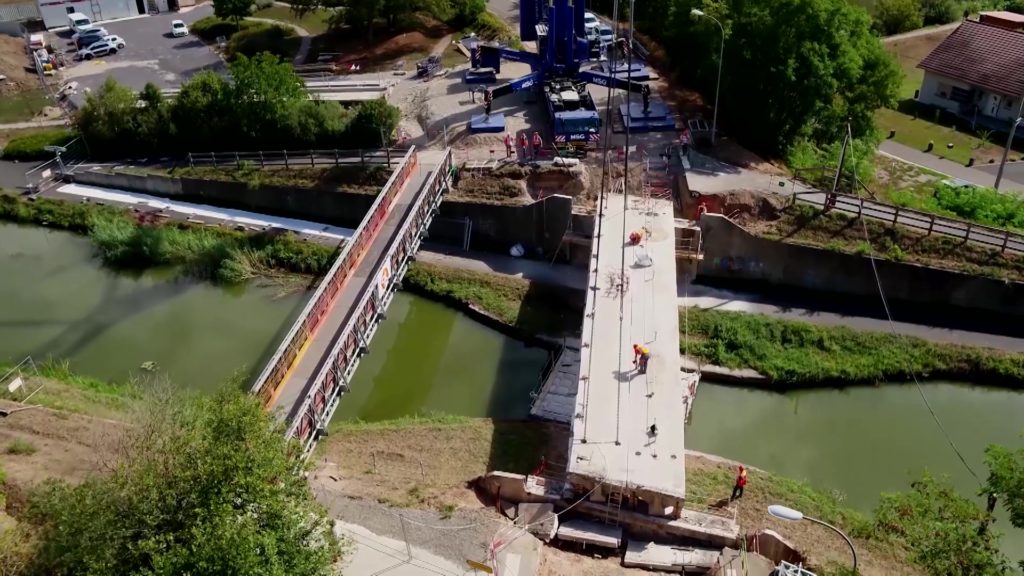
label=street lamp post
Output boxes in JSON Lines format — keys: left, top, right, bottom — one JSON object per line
{"left": 768, "top": 505, "right": 858, "bottom": 573}
{"left": 691, "top": 9, "right": 724, "bottom": 146}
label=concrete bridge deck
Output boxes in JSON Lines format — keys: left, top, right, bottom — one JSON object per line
{"left": 571, "top": 191, "right": 686, "bottom": 500}
{"left": 268, "top": 152, "right": 444, "bottom": 422}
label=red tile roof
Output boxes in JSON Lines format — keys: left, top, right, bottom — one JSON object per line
{"left": 918, "top": 20, "right": 1024, "bottom": 97}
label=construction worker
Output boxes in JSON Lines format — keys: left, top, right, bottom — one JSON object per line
{"left": 641, "top": 84, "right": 651, "bottom": 114}
{"left": 484, "top": 89, "right": 493, "bottom": 116}
{"left": 730, "top": 466, "right": 748, "bottom": 502}
{"left": 632, "top": 344, "right": 650, "bottom": 374}
{"left": 531, "top": 131, "right": 543, "bottom": 160}
{"left": 517, "top": 132, "right": 528, "bottom": 160}
{"left": 629, "top": 230, "right": 643, "bottom": 245}
{"left": 503, "top": 132, "right": 513, "bottom": 158}
{"left": 696, "top": 200, "right": 708, "bottom": 219}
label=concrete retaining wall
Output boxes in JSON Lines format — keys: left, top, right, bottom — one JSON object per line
{"left": 697, "top": 214, "right": 1024, "bottom": 318}
{"left": 69, "top": 168, "right": 595, "bottom": 259}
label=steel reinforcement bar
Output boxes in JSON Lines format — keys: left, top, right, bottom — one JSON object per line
{"left": 250, "top": 147, "right": 419, "bottom": 406}
{"left": 287, "top": 148, "right": 454, "bottom": 456}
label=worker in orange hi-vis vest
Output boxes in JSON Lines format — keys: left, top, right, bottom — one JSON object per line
{"left": 517, "top": 132, "right": 528, "bottom": 160}
{"left": 503, "top": 132, "right": 513, "bottom": 158}
{"left": 531, "top": 131, "right": 543, "bottom": 160}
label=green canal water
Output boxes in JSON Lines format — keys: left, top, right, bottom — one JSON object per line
{"left": 0, "top": 223, "right": 548, "bottom": 419}
{"left": 688, "top": 382, "right": 1024, "bottom": 562}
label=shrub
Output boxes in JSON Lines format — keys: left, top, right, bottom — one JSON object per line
{"left": 191, "top": 15, "right": 260, "bottom": 41}
{"left": 227, "top": 23, "right": 300, "bottom": 60}
{"left": 874, "top": 0, "right": 924, "bottom": 35}
{"left": 2, "top": 129, "right": 75, "bottom": 161}
{"left": 919, "top": 0, "right": 959, "bottom": 25}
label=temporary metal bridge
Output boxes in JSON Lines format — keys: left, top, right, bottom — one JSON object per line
{"left": 250, "top": 147, "right": 454, "bottom": 456}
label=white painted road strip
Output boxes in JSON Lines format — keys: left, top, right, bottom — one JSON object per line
{"left": 57, "top": 183, "right": 354, "bottom": 241}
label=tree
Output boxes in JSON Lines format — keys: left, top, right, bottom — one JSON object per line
{"left": 75, "top": 77, "right": 146, "bottom": 159}
{"left": 171, "top": 70, "right": 233, "bottom": 152}
{"left": 874, "top": 0, "right": 924, "bottom": 35}
{"left": 919, "top": 0, "right": 959, "bottom": 25}
{"left": 984, "top": 443, "right": 1024, "bottom": 570}
{"left": 348, "top": 98, "right": 402, "bottom": 147}
{"left": 212, "top": 0, "right": 253, "bottom": 29}
{"left": 24, "top": 389, "right": 340, "bottom": 576}
{"left": 228, "top": 53, "right": 309, "bottom": 146}
{"left": 870, "top": 473, "right": 1007, "bottom": 575}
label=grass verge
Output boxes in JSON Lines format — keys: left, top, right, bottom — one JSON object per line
{"left": 165, "top": 163, "right": 391, "bottom": 193}
{"left": 875, "top": 107, "right": 1005, "bottom": 166}
{"left": 0, "top": 194, "right": 337, "bottom": 283}
{"left": 754, "top": 203, "right": 1024, "bottom": 282}
{"left": 404, "top": 262, "right": 584, "bottom": 336}
{"left": 1, "top": 128, "right": 74, "bottom": 161}
{"left": 0, "top": 89, "right": 50, "bottom": 124}
{"left": 252, "top": 5, "right": 332, "bottom": 34}
{"left": 682, "top": 307, "right": 1024, "bottom": 386}
{"left": 0, "top": 359, "right": 139, "bottom": 418}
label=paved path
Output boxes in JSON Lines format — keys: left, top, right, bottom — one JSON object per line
{"left": 418, "top": 247, "right": 587, "bottom": 290}
{"left": 878, "top": 140, "right": 1024, "bottom": 192}
{"left": 0, "top": 120, "right": 67, "bottom": 130}
{"left": 679, "top": 283, "right": 1024, "bottom": 352}
{"left": 882, "top": 22, "right": 958, "bottom": 43}
{"left": 245, "top": 16, "right": 311, "bottom": 65}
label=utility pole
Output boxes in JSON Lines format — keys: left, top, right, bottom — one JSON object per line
{"left": 831, "top": 122, "right": 852, "bottom": 195}
{"left": 994, "top": 96, "right": 1024, "bottom": 191}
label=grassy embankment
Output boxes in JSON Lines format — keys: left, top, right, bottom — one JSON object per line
{"left": 683, "top": 307, "right": 1024, "bottom": 386}
{"left": 0, "top": 359, "right": 140, "bottom": 419}
{"left": 162, "top": 163, "right": 392, "bottom": 194}
{"left": 0, "top": 195, "right": 337, "bottom": 283}
{"left": 0, "top": 89, "right": 50, "bottom": 124}
{"left": 755, "top": 203, "right": 1024, "bottom": 281}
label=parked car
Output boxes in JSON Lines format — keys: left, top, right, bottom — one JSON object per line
{"left": 76, "top": 40, "right": 119, "bottom": 60}
{"left": 171, "top": 20, "right": 189, "bottom": 37}
{"left": 598, "top": 25, "right": 615, "bottom": 47}
{"left": 74, "top": 27, "right": 108, "bottom": 49}
{"left": 584, "top": 12, "right": 600, "bottom": 40}
{"left": 101, "top": 35, "right": 126, "bottom": 50}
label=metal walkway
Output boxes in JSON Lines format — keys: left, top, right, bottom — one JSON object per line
{"left": 251, "top": 147, "right": 454, "bottom": 456}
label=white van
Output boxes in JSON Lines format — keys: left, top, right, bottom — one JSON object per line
{"left": 67, "top": 12, "right": 93, "bottom": 34}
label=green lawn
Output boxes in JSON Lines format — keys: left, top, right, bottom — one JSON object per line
{"left": 875, "top": 107, "right": 1005, "bottom": 165}
{"left": 252, "top": 5, "right": 332, "bottom": 35}
{"left": 0, "top": 89, "right": 51, "bottom": 124}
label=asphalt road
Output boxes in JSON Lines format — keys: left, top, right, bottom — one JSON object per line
{"left": 62, "top": 6, "right": 223, "bottom": 106}
{"left": 973, "top": 160, "right": 1024, "bottom": 187}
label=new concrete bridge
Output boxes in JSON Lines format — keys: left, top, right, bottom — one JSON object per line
{"left": 250, "top": 147, "right": 453, "bottom": 456}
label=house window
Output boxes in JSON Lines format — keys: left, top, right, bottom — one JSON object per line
{"left": 936, "top": 82, "right": 952, "bottom": 99}
{"left": 1005, "top": 97, "right": 1015, "bottom": 109}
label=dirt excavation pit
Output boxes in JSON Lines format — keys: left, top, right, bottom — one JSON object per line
{"left": 687, "top": 190, "right": 786, "bottom": 222}
{"left": 453, "top": 162, "right": 593, "bottom": 206}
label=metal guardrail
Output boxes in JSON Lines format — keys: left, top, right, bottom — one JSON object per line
{"left": 794, "top": 190, "right": 1024, "bottom": 254}
{"left": 249, "top": 148, "right": 419, "bottom": 406}
{"left": 288, "top": 148, "right": 454, "bottom": 456}
{"left": 24, "top": 137, "right": 88, "bottom": 192}
{"left": 185, "top": 148, "right": 408, "bottom": 170}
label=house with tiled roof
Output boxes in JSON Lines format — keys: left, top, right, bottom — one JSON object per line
{"left": 917, "top": 19, "right": 1024, "bottom": 127}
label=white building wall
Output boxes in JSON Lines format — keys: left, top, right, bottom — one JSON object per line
{"left": 38, "top": 0, "right": 139, "bottom": 29}
{"left": 917, "top": 71, "right": 971, "bottom": 113}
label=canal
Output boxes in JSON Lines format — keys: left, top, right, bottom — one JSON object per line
{"left": 688, "top": 381, "right": 1024, "bottom": 562}
{"left": 0, "top": 222, "right": 548, "bottom": 419}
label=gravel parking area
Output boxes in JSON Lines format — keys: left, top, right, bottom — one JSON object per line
{"left": 61, "top": 5, "right": 224, "bottom": 106}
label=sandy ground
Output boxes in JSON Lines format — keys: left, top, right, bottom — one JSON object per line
{"left": 0, "top": 35, "right": 35, "bottom": 95}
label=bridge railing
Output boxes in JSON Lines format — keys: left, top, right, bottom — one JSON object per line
{"left": 250, "top": 147, "right": 419, "bottom": 406}
{"left": 184, "top": 148, "right": 409, "bottom": 170}
{"left": 288, "top": 148, "right": 455, "bottom": 456}
{"left": 794, "top": 190, "right": 1024, "bottom": 254}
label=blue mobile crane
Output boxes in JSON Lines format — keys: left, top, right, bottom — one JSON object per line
{"left": 466, "top": 0, "right": 652, "bottom": 154}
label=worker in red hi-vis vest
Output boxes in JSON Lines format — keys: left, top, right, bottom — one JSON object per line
{"left": 731, "top": 466, "right": 748, "bottom": 501}
{"left": 503, "top": 132, "right": 513, "bottom": 158}
{"left": 697, "top": 200, "right": 708, "bottom": 219}
{"left": 517, "top": 132, "right": 528, "bottom": 160}
{"left": 531, "top": 131, "right": 543, "bottom": 160}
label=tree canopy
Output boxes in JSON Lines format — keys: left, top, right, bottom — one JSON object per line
{"left": 23, "top": 390, "right": 340, "bottom": 576}
{"left": 288, "top": 0, "right": 486, "bottom": 39}
{"left": 591, "top": 0, "right": 899, "bottom": 156}
{"left": 76, "top": 53, "right": 401, "bottom": 159}
{"left": 212, "top": 0, "right": 253, "bottom": 28}
{"left": 985, "top": 442, "right": 1024, "bottom": 571}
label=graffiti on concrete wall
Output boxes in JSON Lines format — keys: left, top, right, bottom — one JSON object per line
{"left": 710, "top": 256, "right": 765, "bottom": 275}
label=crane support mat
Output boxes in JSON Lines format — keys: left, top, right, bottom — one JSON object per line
{"left": 619, "top": 102, "right": 677, "bottom": 132}
{"left": 464, "top": 68, "right": 498, "bottom": 84}
{"left": 469, "top": 113, "right": 506, "bottom": 133}
{"left": 597, "top": 62, "right": 652, "bottom": 81}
